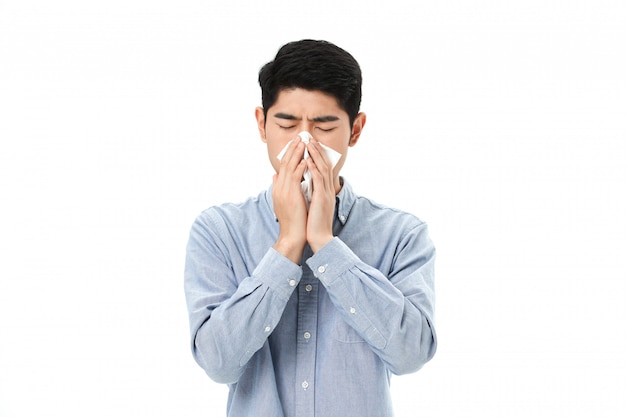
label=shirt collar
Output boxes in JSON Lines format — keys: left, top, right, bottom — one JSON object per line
{"left": 266, "top": 176, "right": 357, "bottom": 225}
{"left": 335, "top": 177, "right": 356, "bottom": 225}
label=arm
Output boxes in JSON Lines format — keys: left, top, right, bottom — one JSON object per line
{"left": 184, "top": 212, "right": 302, "bottom": 384}
{"left": 305, "top": 223, "right": 437, "bottom": 375}
{"left": 185, "top": 137, "right": 308, "bottom": 384}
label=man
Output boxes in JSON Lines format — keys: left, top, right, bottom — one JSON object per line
{"left": 184, "top": 39, "right": 436, "bottom": 417}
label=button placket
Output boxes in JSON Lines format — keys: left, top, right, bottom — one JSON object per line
{"left": 294, "top": 266, "right": 318, "bottom": 415}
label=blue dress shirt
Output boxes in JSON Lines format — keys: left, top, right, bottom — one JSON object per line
{"left": 184, "top": 179, "right": 437, "bottom": 417}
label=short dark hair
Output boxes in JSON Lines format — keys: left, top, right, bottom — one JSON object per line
{"left": 258, "top": 39, "right": 362, "bottom": 126}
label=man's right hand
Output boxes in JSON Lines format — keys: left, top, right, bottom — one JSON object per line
{"left": 272, "top": 137, "right": 308, "bottom": 264}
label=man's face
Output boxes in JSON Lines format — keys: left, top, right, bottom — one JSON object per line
{"left": 255, "top": 88, "right": 364, "bottom": 177}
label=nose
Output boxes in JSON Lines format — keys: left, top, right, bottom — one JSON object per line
{"left": 298, "top": 131, "right": 313, "bottom": 143}
{"left": 297, "top": 121, "right": 315, "bottom": 137}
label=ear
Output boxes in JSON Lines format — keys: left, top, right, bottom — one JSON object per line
{"left": 255, "top": 107, "right": 267, "bottom": 143}
{"left": 349, "top": 112, "right": 367, "bottom": 147}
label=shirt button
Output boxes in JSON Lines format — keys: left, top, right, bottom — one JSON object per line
{"left": 317, "top": 265, "right": 326, "bottom": 273}
{"left": 302, "top": 381, "right": 309, "bottom": 390}
{"left": 349, "top": 307, "right": 356, "bottom": 314}
{"left": 264, "top": 326, "right": 271, "bottom": 332}
{"left": 303, "top": 331, "right": 311, "bottom": 340}
{"left": 339, "top": 215, "right": 346, "bottom": 222}
{"left": 305, "top": 284, "right": 313, "bottom": 292}
{"left": 288, "top": 279, "right": 296, "bottom": 287}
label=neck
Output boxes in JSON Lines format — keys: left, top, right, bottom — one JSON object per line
{"left": 333, "top": 176, "right": 343, "bottom": 195}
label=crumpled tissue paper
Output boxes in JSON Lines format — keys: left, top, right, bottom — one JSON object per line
{"left": 276, "top": 131, "right": 342, "bottom": 204}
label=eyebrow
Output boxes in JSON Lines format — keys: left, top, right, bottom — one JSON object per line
{"left": 274, "top": 113, "right": 340, "bottom": 123}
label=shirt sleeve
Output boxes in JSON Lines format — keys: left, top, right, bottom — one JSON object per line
{"left": 184, "top": 210, "right": 302, "bottom": 384}
{"left": 305, "top": 222, "right": 437, "bottom": 375}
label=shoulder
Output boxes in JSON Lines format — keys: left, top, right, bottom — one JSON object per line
{"left": 353, "top": 194, "right": 427, "bottom": 230}
{"left": 340, "top": 179, "right": 429, "bottom": 242}
{"left": 198, "top": 189, "right": 268, "bottom": 220}
{"left": 191, "top": 189, "right": 271, "bottom": 236}
{"left": 352, "top": 193, "right": 434, "bottom": 256}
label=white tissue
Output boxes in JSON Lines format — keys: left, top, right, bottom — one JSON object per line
{"left": 276, "top": 131, "right": 342, "bottom": 203}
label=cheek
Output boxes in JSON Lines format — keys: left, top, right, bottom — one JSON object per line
{"left": 321, "top": 132, "right": 351, "bottom": 154}
{"left": 266, "top": 146, "right": 282, "bottom": 173}
{"left": 267, "top": 126, "right": 295, "bottom": 150}
{"left": 270, "top": 140, "right": 291, "bottom": 159}
{"left": 266, "top": 137, "right": 292, "bottom": 169}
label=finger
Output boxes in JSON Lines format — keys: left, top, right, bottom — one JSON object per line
{"left": 306, "top": 157, "right": 332, "bottom": 194}
{"left": 280, "top": 138, "right": 306, "bottom": 171}
{"left": 294, "top": 158, "right": 307, "bottom": 180}
{"left": 306, "top": 140, "right": 330, "bottom": 171}
{"left": 276, "top": 159, "right": 307, "bottom": 193}
{"left": 307, "top": 142, "right": 334, "bottom": 187}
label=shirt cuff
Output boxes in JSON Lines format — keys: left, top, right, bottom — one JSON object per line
{"left": 254, "top": 247, "right": 303, "bottom": 301}
{"left": 306, "top": 237, "right": 358, "bottom": 286}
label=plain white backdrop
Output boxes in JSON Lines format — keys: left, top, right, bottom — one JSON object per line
{"left": 1, "top": 1, "right": 625, "bottom": 416}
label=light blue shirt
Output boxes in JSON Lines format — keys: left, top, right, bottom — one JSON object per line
{"left": 184, "top": 179, "right": 437, "bottom": 417}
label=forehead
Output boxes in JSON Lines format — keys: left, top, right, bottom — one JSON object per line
{"left": 270, "top": 88, "right": 344, "bottom": 116}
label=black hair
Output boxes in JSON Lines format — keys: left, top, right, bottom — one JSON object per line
{"left": 258, "top": 39, "right": 362, "bottom": 126}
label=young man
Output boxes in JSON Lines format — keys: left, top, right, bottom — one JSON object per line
{"left": 184, "top": 39, "right": 436, "bottom": 417}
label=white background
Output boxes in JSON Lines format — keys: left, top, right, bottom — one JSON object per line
{"left": 1, "top": 1, "right": 625, "bottom": 416}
